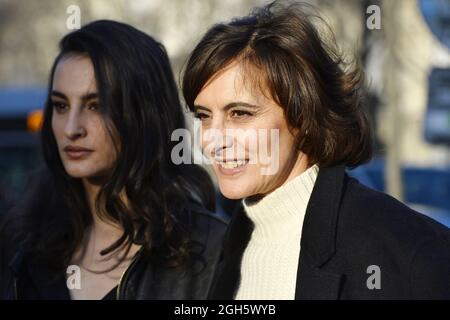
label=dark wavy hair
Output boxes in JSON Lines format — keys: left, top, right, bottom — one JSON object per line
{"left": 183, "top": 2, "right": 373, "bottom": 168}
{"left": 4, "top": 20, "right": 215, "bottom": 272}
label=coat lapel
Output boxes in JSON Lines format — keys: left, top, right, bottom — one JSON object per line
{"left": 295, "top": 165, "right": 347, "bottom": 299}
{"left": 208, "top": 204, "right": 253, "bottom": 299}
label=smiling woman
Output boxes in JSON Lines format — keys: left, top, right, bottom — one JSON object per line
{"left": 182, "top": 2, "right": 450, "bottom": 300}
{"left": 191, "top": 61, "right": 301, "bottom": 199}
{"left": 0, "top": 20, "right": 226, "bottom": 300}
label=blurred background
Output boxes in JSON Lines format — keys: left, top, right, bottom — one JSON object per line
{"left": 0, "top": 0, "right": 449, "bottom": 226}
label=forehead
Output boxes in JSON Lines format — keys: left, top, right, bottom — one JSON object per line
{"left": 194, "top": 62, "right": 272, "bottom": 108}
{"left": 52, "top": 55, "right": 97, "bottom": 95}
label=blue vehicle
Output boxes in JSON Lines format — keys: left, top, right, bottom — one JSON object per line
{"left": 0, "top": 88, "right": 46, "bottom": 215}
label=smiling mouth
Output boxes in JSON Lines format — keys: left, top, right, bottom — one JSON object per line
{"left": 215, "top": 159, "right": 249, "bottom": 169}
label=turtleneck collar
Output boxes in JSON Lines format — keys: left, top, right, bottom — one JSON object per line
{"left": 242, "top": 164, "right": 319, "bottom": 243}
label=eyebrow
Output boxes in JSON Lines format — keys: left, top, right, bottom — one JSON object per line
{"left": 194, "top": 101, "right": 261, "bottom": 112}
{"left": 51, "top": 90, "right": 99, "bottom": 102}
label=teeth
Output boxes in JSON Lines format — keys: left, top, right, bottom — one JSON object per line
{"left": 217, "top": 160, "right": 247, "bottom": 169}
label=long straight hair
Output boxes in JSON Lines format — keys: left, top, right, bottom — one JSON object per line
{"left": 5, "top": 20, "right": 215, "bottom": 272}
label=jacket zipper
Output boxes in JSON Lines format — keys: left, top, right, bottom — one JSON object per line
{"left": 116, "top": 247, "right": 143, "bottom": 300}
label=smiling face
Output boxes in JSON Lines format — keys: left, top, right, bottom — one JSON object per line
{"left": 51, "top": 54, "right": 117, "bottom": 180}
{"left": 193, "top": 62, "right": 309, "bottom": 199}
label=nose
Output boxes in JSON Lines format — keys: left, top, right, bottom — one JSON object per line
{"left": 212, "top": 134, "right": 234, "bottom": 159}
{"left": 201, "top": 117, "right": 234, "bottom": 158}
{"left": 64, "top": 108, "right": 87, "bottom": 140}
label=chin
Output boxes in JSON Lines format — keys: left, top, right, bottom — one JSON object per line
{"left": 219, "top": 183, "right": 252, "bottom": 200}
{"left": 65, "top": 170, "right": 95, "bottom": 179}
{"left": 63, "top": 164, "right": 101, "bottom": 179}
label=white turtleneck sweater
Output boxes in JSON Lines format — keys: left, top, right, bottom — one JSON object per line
{"left": 235, "top": 164, "right": 319, "bottom": 300}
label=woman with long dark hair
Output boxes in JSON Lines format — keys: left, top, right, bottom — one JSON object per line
{"left": 182, "top": 2, "right": 450, "bottom": 299}
{"left": 0, "top": 20, "right": 226, "bottom": 300}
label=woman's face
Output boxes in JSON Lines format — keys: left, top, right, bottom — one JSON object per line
{"left": 194, "top": 62, "right": 309, "bottom": 199}
{"left": 51, "top": 55, "right": 117, "bottom": 180}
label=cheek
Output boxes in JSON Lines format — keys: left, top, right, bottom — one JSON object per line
{"left": 251, "top": 123, "right": 285, "bottom": 163}
{"left": 269, "top": 113, "right": 295, "bottom": 152}
{"left": 200, "top": 126, "right": 222, "bottom": 158}
{"left": 275, "top": 128, "right": 296, "bottom": 163}
{"left": 90, "top": 118, "right": 117, "bottom": 159}
{"left": 251, "top": 120, "right": 295, "bottom": 178}
{"left": 51, "top": 115, "right": 64, "bottom": 145}
{"left": 200, "top": 130, "right": 210, "bottom": 154}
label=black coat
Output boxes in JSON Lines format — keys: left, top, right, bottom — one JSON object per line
{"left": 209, "top": 165, "right": 450, "bottom": 299}
{"left": 0, "top": 206, "right": 227, "bottom": 300}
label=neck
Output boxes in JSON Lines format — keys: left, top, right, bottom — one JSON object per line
{"left": 280, "top": 150, "right": 310, "bottom": 188}
{"left": 82, "top": 177, "right": 122, "bottom": 236}
{"left": 243, "top": 164, "right": 319, "bottom": 242}
{"left": 248, "top": 151, "right": 310, "bottom": 203}
{"left": 72, "top": 178, "right": 128, "bottom": 266}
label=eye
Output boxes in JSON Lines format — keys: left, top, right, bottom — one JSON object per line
{"left": 230, "top": 110, "right": 253, "bottom": 118}
{"left": 52, "top": 101, "right": 68, "bottom": 113}
{"left": 86, "top": 101, "right": 100, "bottom": 111}
{"left": 194, "top": 112, "right": 210, "bottom": 120}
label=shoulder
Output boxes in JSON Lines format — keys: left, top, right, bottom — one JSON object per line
{"left": 340, "top": 175, "right": 450, "bottom": 243}
{"left": 337, "top": 176, "right": 450, "bottom": 297}
{"left": 334, "top": 176, "right": 450, "bottom": 297}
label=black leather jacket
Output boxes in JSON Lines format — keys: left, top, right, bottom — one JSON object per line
{"left": 0, "top": 207, "right": 227, "bottom": 300}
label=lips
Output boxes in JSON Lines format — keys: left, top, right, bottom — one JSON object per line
{"left": 215, "top": 159, "right": 249, "bottom": 175}
{"left": 63, "top": 145, "right": 93, "bottom": 159}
